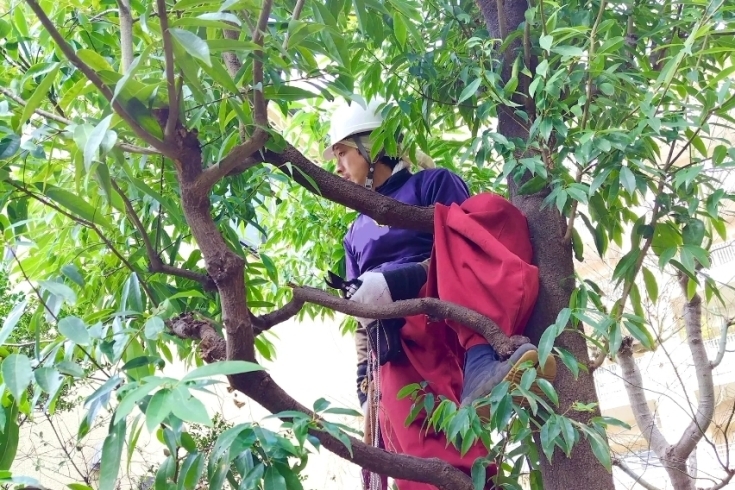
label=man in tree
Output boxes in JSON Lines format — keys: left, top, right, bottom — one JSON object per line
{"left": 322, "top": 99, "right": 557, "bottom": 489}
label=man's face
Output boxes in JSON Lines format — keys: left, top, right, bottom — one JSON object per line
{"left": 333, "top": 143, "right": 369, "bottom": 185}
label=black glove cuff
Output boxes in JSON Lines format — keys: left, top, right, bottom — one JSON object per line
{"left": 357, "top": 361, "right": 368, "bottom": 406}
{"left": 383, "top": 263, "right": 428, "bottom": 301}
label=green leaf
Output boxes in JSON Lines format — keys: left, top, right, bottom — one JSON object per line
{"left": 471, "top": 459, "right": 486, "bottom": 490}
{"left": 76, "top": 50, "right": 115, "bottom": 72}
{"left": 144, "top": 316, "right": 165, "bottom": 340}
{"left": 84, "top": 115, "right": 113, "bottom": 170}
{"left": 554, "top": 347, "right": 579, "bottom": 379}
{"left": 683, "top": 219, "right": 705, "bottom": 246}
{"left": 16, "top": 63, "right": 61, "bottom": 131}
{"left": 396, "top": 383, "right": 421, "bottom": 399}
{"left": 57, "top": 361, "right": 85, "bottom": 378}
{"left": 540, "top": 34, "right": 553, "bottom": 52}
{"left": 619, "top": 166, "right": 636, "bottom": 194}
{"left": 40, "top": 185, "right": 113, "bottom": 229}
{"left": 34, "top": 367, "right": 62, "bottom": 395}
{"left": 146, "top": 389, "right": 174, "bottom": 433}
{"left": 99, "top": 420, "right": 126, "bottom": 490}
{"left": 584, "top": 427, "right": 612, "bottom": 472}
{"left": 0, "top": 134, "right": 21, "bottom": 160}
{"left": 179, "top": 453, "right": 205, "bottom": 490}
{"left": 536, "top": 378, "right": 558, "bottom": 406}
{"left": 58, "top": 316, "right": 90, "bottom": 345}
{"left": 61, "top": 264, "right": 85, "bottom": 287}
{"left": 181, "top": 360, "right": 264, "bottom": 381}
{"left": 2, "top": 354, "right": 33, "bottom": 399}
{"left": 264, "top": 466, "right": 287, "bottom": 490}
{"left": 393, "top": 13, "right": 407, "bottom": 48}
{"left": 641, "top": 267, "right": 658, "bottom": 303}
{"left": 537, "top": 326, "right": 558, "bottom": 372}
{"left": 170, "top": 28, "right": 212, "bottom": 67}
{"left": 171, "top": 387, "right": 212, "bottom": 426}
{"left": 0, "top": 299, "right": 27, "bottom": 346}
{"left": 39, "top": 280, "right": 77, "bottom": 304}
{"left": 458, "top": 78, "right": 482, "bottom": 104}
{"left": 623, "top": 321, "right": 655, "bottom": 350}
{"left": 0, "top": 403, "right": 19, "bottom": 471}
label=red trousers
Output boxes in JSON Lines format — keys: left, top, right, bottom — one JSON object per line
{"left": 375, "top": 194, "right": 539, "bottom": 490}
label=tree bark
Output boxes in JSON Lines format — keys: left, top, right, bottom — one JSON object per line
{"left": 474, "top": 0, "right": 615, "bottom": 488}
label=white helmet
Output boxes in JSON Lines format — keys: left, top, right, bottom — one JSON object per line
{"left": 322, "top": 98, "right": 384, "bottom": 161}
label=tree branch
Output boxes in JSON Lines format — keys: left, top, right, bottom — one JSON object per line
{"left": 116, "top": 0, "right": 134, "bottom": 71}
{"left": 291, "top": 286, "right": 528, "bottom": 357}
{"left": 24, "top": 0, "right": 175, "bottom": 157}
{"left": 252, "top": 297, "right": 305, "bottom": 334}
{"left": 618, "top": 338, "right": 670, "bottom": 456}
{"left": 197, "top": 0, "right": 273, "bottom": 191}
{"left": 0, "top": 86, "right": 159, "bottom": 155}
{"left": 673, "top": 273, "right": 715, "bottom": 461}
{"left": 110, "top": 179, "right": 215, "bottom": 289}
{"left": 711, "top": 317, "right": 733, "bottom": 369}
{"left": 282, "top": 0, "right": 307, "bottom": 49}
{"left": 704, "top": 469, "right": 735, "bottom": 490}
{"left": 156, "top": 0, "right": 178, "bottom": 139}
{"left": 7, "top": 181, "right": 157, "bottom": 304}
{"left": 168, "top": 314, "right": 475, "bottom": 490}
{"left": 264, "top": 144, "right": 435, "bottom": 232}
{"left": 612, "top": 457, "right": 662, "bottom": 490}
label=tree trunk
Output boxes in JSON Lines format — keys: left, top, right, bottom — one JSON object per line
{"left": 474, "top": 1, "right": 616, "bottom": 488}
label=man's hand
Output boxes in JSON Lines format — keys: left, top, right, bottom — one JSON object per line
{"left": 350, "top": 272, "right": 394, "bottom": 326}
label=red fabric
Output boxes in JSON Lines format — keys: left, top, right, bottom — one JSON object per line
{"left": 377, "top": 193, "right": 539, "bottom": 490}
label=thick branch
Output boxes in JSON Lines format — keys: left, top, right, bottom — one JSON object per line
{"left": 612, "top": 457, "right": 662, "bottom": 490}
{"left": 252, "top": 297, "right": 305, "bottom": 334}
{"left": 168, "top": 314, "right": 475, "bottom": 490}
{"left": 264, "top": 145, "right": 435, "bottom": 232}
{"left": 618, "top": 338, "right": 669, "bottom": 456}
{"left": 24, "top": 0, "right": 175, "bottom": 157}
{"left": 168, "top": 313, "right": 227, "bottom": 363}
{"left": 292, "top": 286, "right": 528, "bottom": 357}
{"left": 197, "top": 0, "right": 272, "bottom": 191}
{"left": 117, "top": 0, "right": 134, "bottom": 71}
{"left": 156, "top": 0, "right": 178, "bottom": 139}
{"left": 110, "top": 179, "right": 215, "bottom": 289}
{"left": 674, "top": 273, "right": 715, "bottom": 461}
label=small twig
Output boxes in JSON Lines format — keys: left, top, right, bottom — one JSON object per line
{"left": 24, "top": 0, "right": 175, "bottom": 156}
{"left": 0, "top": 86, "right": 159, "bottom": 155}
{"left": 612, "top": 457, "right": 662, "bottom": 490}
{"left": 252, "top": 297, "right": 305, "bottom": 334}
{"left": 45, "top": 413, "right": 91, "bottom": 484}
{"left": 110, "top": 179, "right": 215, "bottom": 289}
{"left": 580, "top": 0, "right": 607, "bottom": 130}
{"left": 157, "top": 0, "right": 178, "bottom": 139}
{"left": 8, "top": 181, "right": 157, "bottom": 304}
{"left": 291, "top": 286, "right": 528, "bottom": 357}
{"left": 7, "top": 245, "right": 111, "bottom": 377}
{"left": 563, "top": 168, "right": 584, "bottom": 243}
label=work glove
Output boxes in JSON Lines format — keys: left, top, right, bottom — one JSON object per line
{"left": 349, "top": 272, "right": 394, "bottom": 326}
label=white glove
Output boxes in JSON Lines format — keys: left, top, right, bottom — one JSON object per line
{"left": 350, "top": 272, "right": 393, "bottom": 326}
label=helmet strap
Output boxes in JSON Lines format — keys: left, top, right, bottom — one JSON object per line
{"left": 354, "top": 137, "right": 376, "bottom": 190}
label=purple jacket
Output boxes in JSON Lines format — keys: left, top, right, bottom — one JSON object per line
{"left": 344, "top": 168, "right": 470, "bottom": 280}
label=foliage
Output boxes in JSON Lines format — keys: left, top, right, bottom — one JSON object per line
{"left": 0, "top": 0, "right": 733, "bottom": 488}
